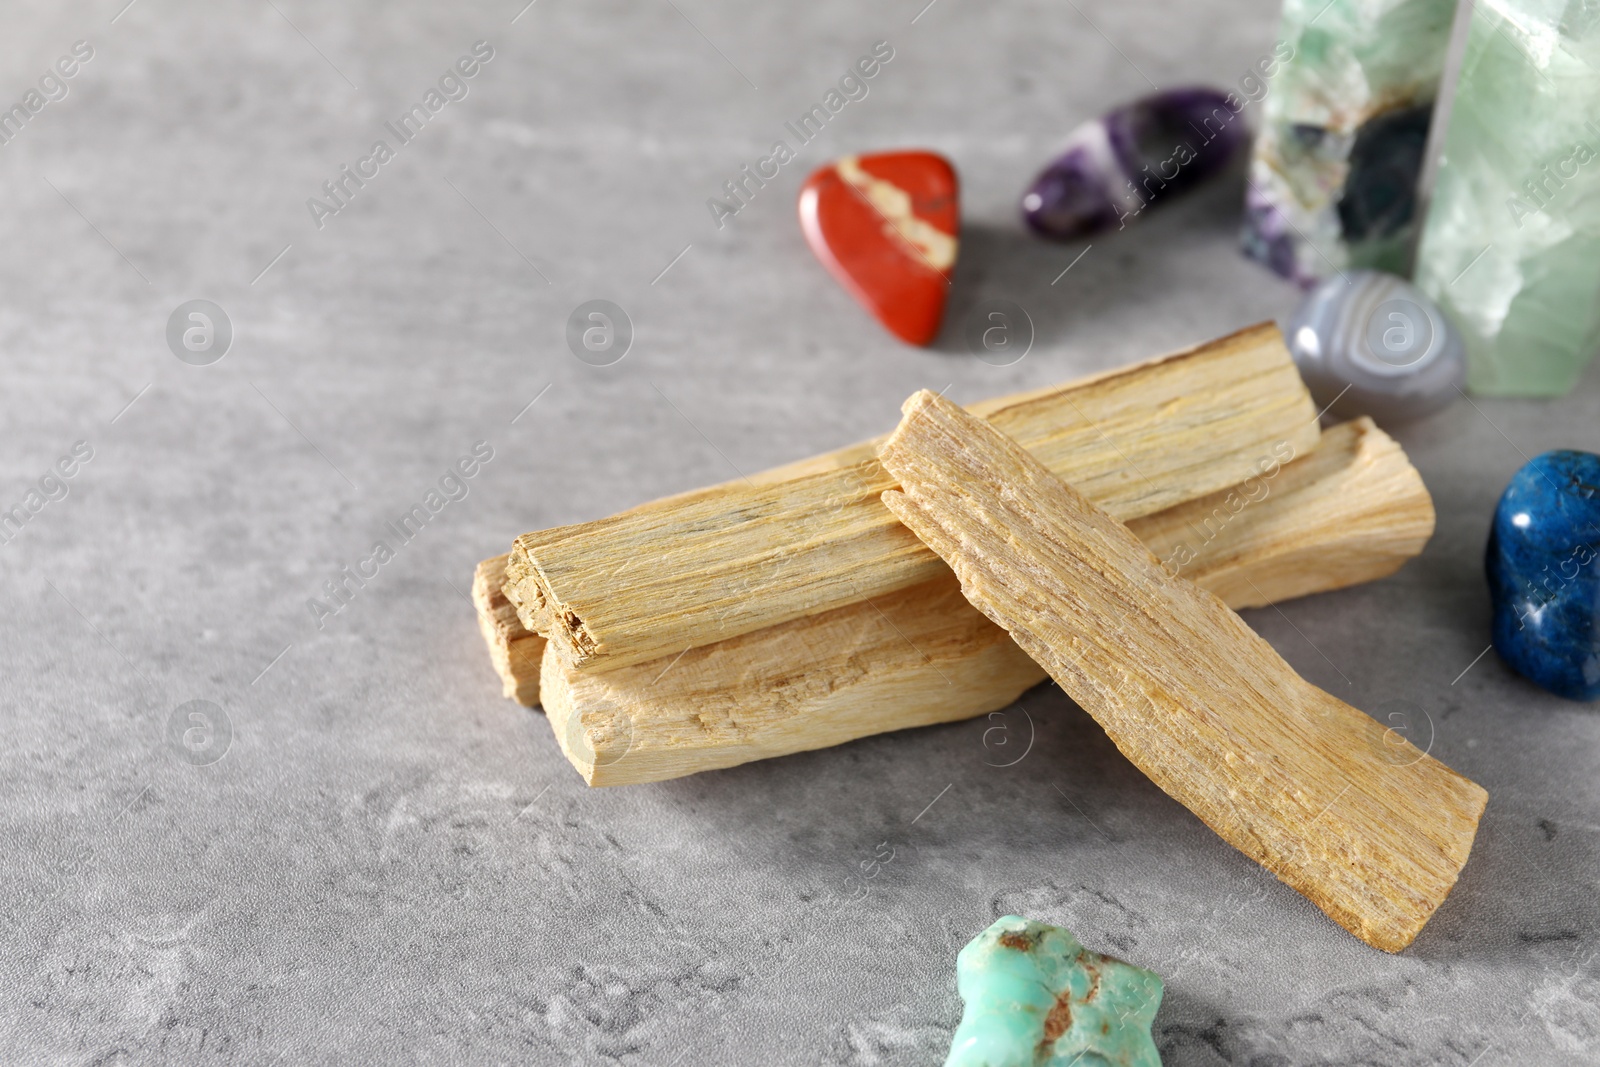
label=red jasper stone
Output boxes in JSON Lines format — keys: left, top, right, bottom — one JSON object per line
{"left": 798, "top": 150, "right": 959, "bottom": 347}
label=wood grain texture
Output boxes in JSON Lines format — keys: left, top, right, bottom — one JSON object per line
{"left": 538, "top": 419, "right": 1435, "bottom": 793}
{"left": 877, "top": 391, "right": 1485, "bottom": 952}
{"left": 507, "top": 323, "right": 1320, "bottom": 674}
{"left": 494, "top": 434, "right": 883, "bottom": 641}
{"left": 474, "top": 554, "right": 544, "bottom": 706}
{"left": 473, "top": 431, "right": 887, "bottom": 704}
{"left": 1135, "top": 417, "right": 1438, "bottom": 610}
{"left": 485, "top": 415, "right": 1428, "bottom": 711}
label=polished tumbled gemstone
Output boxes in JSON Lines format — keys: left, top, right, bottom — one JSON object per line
{"left": 799, "top": 150, "right": 959, "bottom": 346}
{"left": 1413, "top": 0, "right": 1600, "bottom": 396}
{"left": 1486, "top": 450, "right": 1600, "bottom": 701}
{"left": 945, "top": 916, "right": 1162, "bottom": 1067}
{"left": 1020, "top": 88, "right": 1247, "bottom": 240}
{"left": 1287, "top": 269, "right": 1466, "bottom": 423}
{"left": 1242, "top": 0, "right": 1457, "bottom": 287}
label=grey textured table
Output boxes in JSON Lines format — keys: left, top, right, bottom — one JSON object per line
{"left": 2, "top": 0, "right": 1597, "bottom": 1063}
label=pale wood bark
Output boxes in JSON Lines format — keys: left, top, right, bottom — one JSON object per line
{"left": 507, "top": 323, "right": 1319, "bottom": 673}
{"left": 876, "top": 390, "right": 1484, "bottom": 953}
{"left": 537, "top": 420, "right": 1436, "bottom": 803}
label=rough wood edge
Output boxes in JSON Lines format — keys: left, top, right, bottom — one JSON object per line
{"left": 509, "top": 323, "right": 1319, "bottom": 674}
{"left": 876, "top": 390, "right": 1485, "bottom": 952}
{"left": 535, "top": 419, "right": 1438, "bottom": 800}
{"left": 473, "top": 554, "right": 544, "bottom": 707}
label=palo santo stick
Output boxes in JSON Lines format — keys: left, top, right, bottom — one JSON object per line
{"left": 474, "top": 555, "right": 545, "bottom": 706}
{"left": 877, "top": 391, "right": 1484, "bottom": 952}
{"left": 471, "top": 435, "right": 888, "bottom": 706}
{"left": 507, "top": 323, "right": 1320, "bottom": 674}
{"left": 484, "top": 418, "right": 1429, "bottom": 709}
{"left": 538, "top": 418, "right": 1435, "bottom": 789}
{"left": 1130, "top": 419, "right": 1438, "bottom": 608}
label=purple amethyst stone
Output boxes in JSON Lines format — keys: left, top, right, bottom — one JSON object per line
{"left": 1021, "top": 88, "right": 1248, "bottom": 240}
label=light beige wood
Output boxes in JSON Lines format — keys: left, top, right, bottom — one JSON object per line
{"left": 1129, "top": 417, "right": 1438, "bottom": 609}
{"left": 483, "top": 418, "right": 1431, "bottom": 709}
{"left": 474, "top": 554, "right": 545, "bottom": 706}
{"left": 506, "top": 323, "right": 1320, "bottom": 673}
{"left": 471, "top": 431, "right": 890, "bottom": 706}
{"left": 876, "top": 390, "right": 1484, "bottom": 952}
{"left": 492, "top": 431, "right": 886, "bottom": 642}
{"left": 538, "top": 419, "right": 1435, "bottom": 793}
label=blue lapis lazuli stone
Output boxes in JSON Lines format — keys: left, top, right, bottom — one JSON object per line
{"left": 1486, "top": 450, "right": 1600, "bottom": 700}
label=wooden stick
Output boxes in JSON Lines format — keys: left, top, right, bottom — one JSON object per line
{"left": 877, "top": 391, "right": 1484, "bottom": 952}
{"left": 506, "top": 323, "right": 1320, "bottom": 674}
{"left": 538, "top": 419, "right": 1435, "bottom": 793}
{"left": 474, "top": 555, "right": 544, "bottom": 706}
{"left": 489, "top": 415, "right": 1430, "bottom": 725}
{"left": 469, "top": 430, "right": 893, "bottom": 707}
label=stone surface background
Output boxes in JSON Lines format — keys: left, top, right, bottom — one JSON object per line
{"left": 0, "top": 0, "right": 1596, "bottom": 1063}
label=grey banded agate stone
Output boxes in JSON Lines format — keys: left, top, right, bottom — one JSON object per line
{"left": 1287, "top": 269, "right": 1466, "bottom": 423}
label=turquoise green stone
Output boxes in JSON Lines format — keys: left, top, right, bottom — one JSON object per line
{"left": 944, "top": 916, "right": 1163, "bottom": 1067}
{"left": 1413, "top": 0, "right": 1600, "bottom": 396}
{"left": 1243, "top": 0, "right": 1458, "bottom": 285}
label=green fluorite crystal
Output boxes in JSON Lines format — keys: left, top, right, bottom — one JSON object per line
{"left": 944, "top": 916, "right": 1163, "bottom": 1067}
{"left": 1414, "top": 0, "right": 1600, "bottom": 396}
{"left": 1243, "top": 0, "right": 1458, "bottom": 285}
